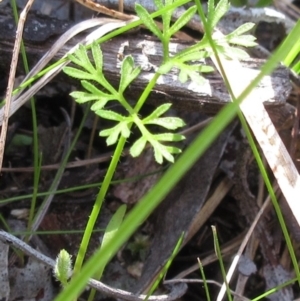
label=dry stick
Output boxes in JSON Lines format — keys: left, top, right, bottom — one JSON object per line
{"left": 0, "top": 0, "right": 35, "bottom": 171}
{"left": 0, "top": 230, "right": 187, "bottom": 301}
{"left": 74, "top": 0, "right": 133, "bottom": 20}
{"left": 210, "top": 30, "right": 300, "bottom": 300}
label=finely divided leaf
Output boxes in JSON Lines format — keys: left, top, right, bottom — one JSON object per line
{"left": 130, "top": 136, "right": 148, "bottom": 157}
{"left": 91, "top": 99, "right": 110, "bottom": 111}
{"left": 81, "top": 80, "right": 111, "bottom": 98}
{"left": 100, "top": 121, "right": 131, "bottom": 145}
{"left": 220, "top": 45, "right": 250, "bottom": 59}
{"left": 69, "top": 91, "right": 103, "bottom": 104}
{"left": 208, "top": 0, "right": 229, "bottom": 30}
{"left": 165, "top": 145, "right": 182, "bottom": 154}
{"left": 152, "top": 142, "right": 174, "bottom": 163}
{"left": 144, "top": 117, "right": 186, "bottom": 130}
{"left": 153, "top": 133, "right": 185, "bottom": 141}
{"left": 91, "top": 41, "right": 104, "bottom": 73}
{"left": 168, "top": 6, "right": 197, "bottom": 37}
{"left": 143, "top": 104, "right": 172, "bottom": 122}
{"left": 79, "top": 45, "right": 95, "bottom": 72}
{"left": 135, "top": 4, "right": 162, "bottom": 39}
{"left": 227, "top": 35, "right": 257, "bottom": 47}
{"left": 95, "top": 110, "right": 126, "bottom": 122}
{"left": 119, "top": 56, "right": 141, "bottom": 93}
{"left": 177, "top": 66, "right": 206, "bottom": 85}
{"left": 198, "top": 65, "right": 214, "bottom": 73}
{"left": 207, "top": 0, "right": 214, "bottom": 28}
{"left": 175, "top": 50, "right": 208, "bottom": 62}
{"left": 63, "top": 67, "right": 95, "bottom": 80}
{"left": 162, "top": 0, "right": 174, "bottom": 33}
{"left": 226, "top": 22, "right": 255, "bottom": 39}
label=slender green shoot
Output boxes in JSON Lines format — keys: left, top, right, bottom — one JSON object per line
{"left": 212, "top": 226, "right": 232, "bottom": 301}
{"left": 197, "top": 258, "right": 211, "bottom": 301}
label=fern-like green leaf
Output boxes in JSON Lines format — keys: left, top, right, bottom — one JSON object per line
{"left": 100, "top": 121, "right": 131, "bottom": 145}
{"left": 227, "top": 35, "right": 257, "bottom": 47}
{"left": 91, "top": 98, "right": 114, "bottom": 111}
{"left": 90, "top": 99, "right": 109, "bottom": 111}
{"left": 168, "top": 6, "right": 197, "bottom": 37}
{"left": 176, "top": 50, "right": 209, "bottom": 62}
{"left": 162, "top": 0, "right": 174, "bottom": 33}
{"left": 81, "top": 80, "right": 112, "bottom": 98}
{"left": 198, "top": 65, "right": 214, "bottom": 73}
{"left": 135, "top": 4, "right": 163, "bottom": 39}
{"left": 144, "top": 117, "right": 186, "bottom": 130}
{"left": 91, "top": 41, "right": 103, "bottom": 73}
{"left": 177, "top": 65, "right": 206, "bottom": 85}
{"left": 152, "top": 142, "right": 174, "bottom": 163}
{"left": 219, "top": 45, "right": 250, "bottom": 59}
{"left": 69, "top": 91, "right": 102, "bottom": 104}
{"left": 153, "top": 133, "right": 185, "bottom": 141}
{"left": 207, "top": 0, "right": 214, "bottom": 27}
{"left": 130, "top": 136, "right": 147, "bottom": 157}
{"left": 143, "top": 104, "right": 172, "bottom": 123}
{"left": 63, "top": 67, "right": 95, "bottom": 80}
{"left": 119, "top": 56, "right": 142, "bottom": 94}
{"left": 208, "top": 0, "right": 229, "bottom": 30}
{"left": 66, "top": 44, "right": 96, "bottom": 75}
{"left": 95, "top": 109, "right": 126, "bottom": 122}
{"left": 164, "top": 145, "right": 182, "bottom": 154}
{"left": 226, "top": 22, "right": 255, "bottom": 39}
{"left": 76, "top": 44, "right": 96, "bottom": 74}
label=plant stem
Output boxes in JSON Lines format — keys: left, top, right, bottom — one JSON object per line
{"left": 73, "top": 71, "right": 161, "bottom": 281}
{"left": 72, "top": 135, "right": 127, "bottom": 277}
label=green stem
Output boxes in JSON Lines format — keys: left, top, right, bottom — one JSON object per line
{"left": 72, "top": 135, "right": 127, "bottom": 277}
{"left": 73, "top": 72, "right": 161, "bottom": 280}
{"left": 212, "top": 226, "right": 233, "bottom": 301}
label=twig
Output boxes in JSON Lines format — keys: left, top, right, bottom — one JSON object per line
{"left": 0, "top": 230, "right": 187, "bottom": 301}
{"left": 164, "top": 279, "right": 250, "bottom": 301}
{"left": 0, "top": 0, "right": 35, "bottom": 171}
{"left": 74, "top": 0, "right": 133, "bottom": 20}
